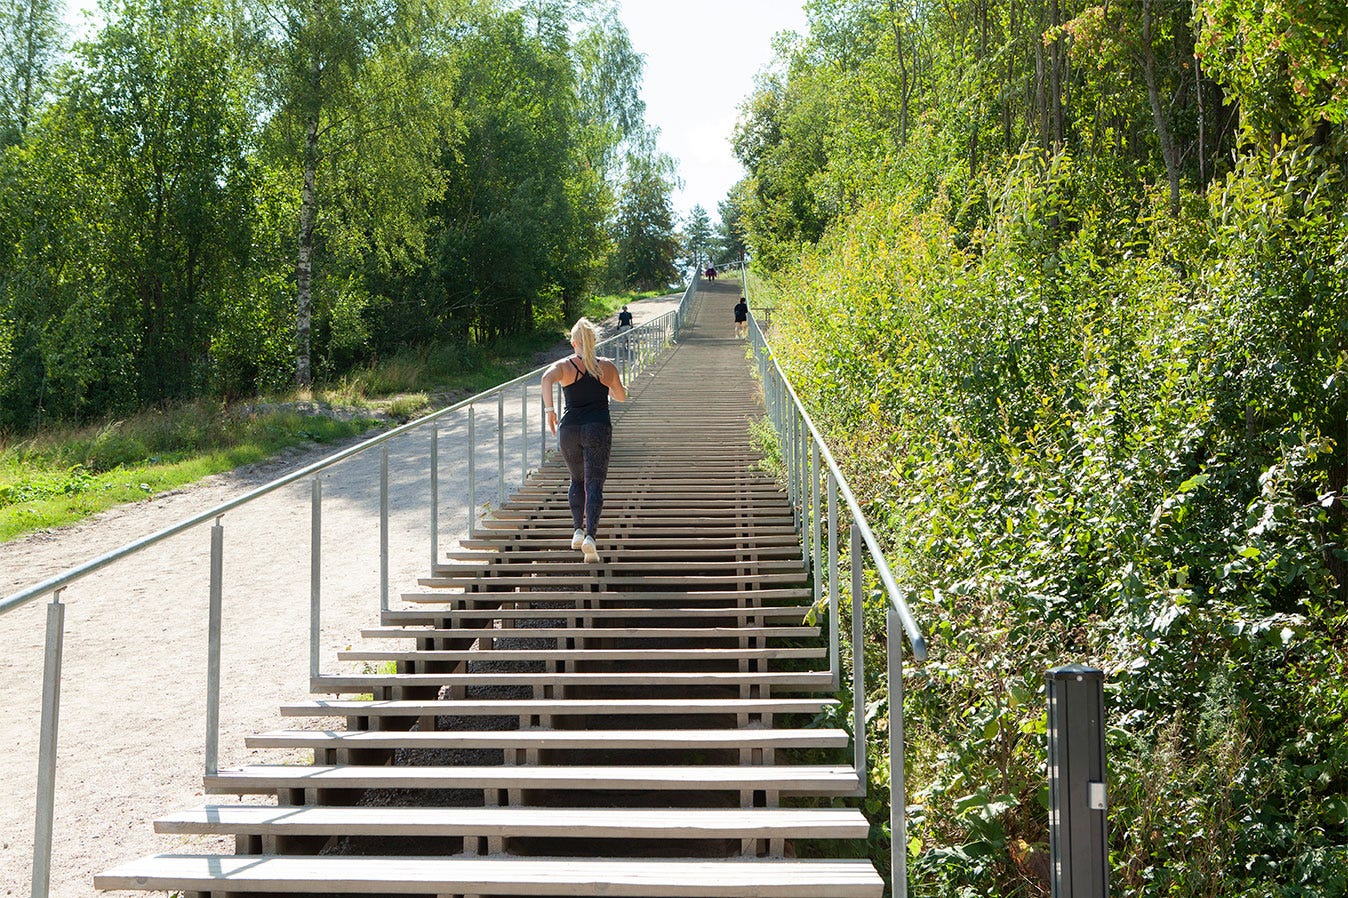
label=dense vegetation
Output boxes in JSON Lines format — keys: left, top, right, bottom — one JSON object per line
{"left": 0, "top": 0, "right": 686, "bottom": 432}
{"left": 734, "top": 1, "right": 1348, "bottom": 895}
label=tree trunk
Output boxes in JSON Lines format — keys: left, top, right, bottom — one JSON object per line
{"left": 295, "top": 107, "right": 319, "bottom": 388}
{"left": 1140, "top": 0, "right": 1181, "bottom": 214}
{"left": 889, "top": 0, "right": 909, "bottom": 146}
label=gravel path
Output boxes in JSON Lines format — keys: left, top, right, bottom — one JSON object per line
{"left": 0, "top": 293, "right": 684, "bottom": 897}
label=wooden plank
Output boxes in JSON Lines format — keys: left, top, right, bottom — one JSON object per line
{"left": 205, "top": 764, "right": 861, "bottom": 795}
{"left": 360, "top": 625, "right": 819, "bottom": 640}
{"left": 381, "top": 605, "right": 814, "bottom": 622}
{"left": 155, "top": 805, "right": 871, "bottom": 839}
{"left": 279, "top": 698, "right": 838, "bottom": 718}
{"left": 95, "top": 855, "right": 883, "bottom": 896}
{"left": 335, "top": 647, "right": 826, "bottom": 663}
{"left": 244, "top": 727, "right": 849, "bottom": 751}
{"left": 310, "top": 670, "right": 834, "bottom": 693}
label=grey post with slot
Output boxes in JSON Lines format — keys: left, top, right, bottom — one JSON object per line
{"left": 1046, "top": 664, "right": 1109, "bottom": 898}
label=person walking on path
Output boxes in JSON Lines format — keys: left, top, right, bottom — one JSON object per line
{"left": 733, "top": 295, "right": 749, "bottom": 338}
{"left": 542, "top": 319, "right": 628, "bottom": 563}
{"left": 617, "top": 305, "right": 634, "bottom": 329}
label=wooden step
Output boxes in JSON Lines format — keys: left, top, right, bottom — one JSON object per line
{"left": 96, "top": 855, "right": 883, "bottom": 896}
{"left": 336, "top": 647, "right": 825, "bottom": 663}
{"left": 460, "top": 535, "right": 800, "bottom": 551}
{"left": 244, "top": 727, "right": 849, "bottom": 752}
{"left": 155, "top": 804, "right": 871, "bottom": 839}
{"left": 417, "top": 573, "right": 806, "bottom": 589}
{"left": 445, "top": 548, "right": 802, "bottom": 563}
{"left": 431, "top": 559, "right": 803, "bottom": 574}
{"left": 361, "top": 625, "right": 819, "bottom": 640}
{"left": 398, "top": 587, "right": 812, "bottom": 604}
{"left": 280, "top": 698, "right": 839, "bottom": 719}
{"left": 312, "top": 671, "right": 834, "bottom": 693}
{"left": 381, "top": 605, "right": 815, "bottom": 622}
{"left": 206, "top": 763, "right": 861, "bottom": 795}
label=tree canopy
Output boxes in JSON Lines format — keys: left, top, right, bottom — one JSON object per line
{"left": 0, "top": 0, "right": 671, "bottom": 427}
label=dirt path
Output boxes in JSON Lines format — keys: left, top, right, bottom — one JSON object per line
{"left": 0, "top": 291, "right": 685, "bottom": 896}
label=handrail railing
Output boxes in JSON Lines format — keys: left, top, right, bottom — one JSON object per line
{"left": 743, "top": 262, "right": 926, "bottom": 898}
{"left": 4, "top": 272, "right": 699, "bottom": 898}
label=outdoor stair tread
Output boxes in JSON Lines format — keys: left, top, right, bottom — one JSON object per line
{"left": 206, "top": 763, "right": 861, "bottom": 794}
{"left": 416, "top": 574, "right": 807, "bottom": 588}
{"left": 337, "top": 646, "right": 825, "bottom": 661}
{"left": 454, "top": 540, "right": 801, "bottom": 553}
{"left": 430, "top": 560, "right": 804, "bottom": 575}
{"left": 383, "top": 603, "right": 814, "bottom": 618}
{"left": 447, "top": 550, "right": 803, "bottom": 561}
{"left": 95, "top": 854, "right": 883, "bottom": 896}
{"left": 360, "top": 625, "right": 819, "bottom": 639}
{"left": 154, "top": 804, "right": 871, "bottom": 838}
{"left": 310, "top": 670, "right": 834, "bottom": 691}
{"left": 280, "top": 698, "right": 839, "bottom": 717}
{"left": 244, "top": 727, "right": 849, "bottom": 750}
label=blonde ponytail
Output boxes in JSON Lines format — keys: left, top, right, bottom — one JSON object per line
{"left": 570, "top": 318, "right": 600, "bottom": 375}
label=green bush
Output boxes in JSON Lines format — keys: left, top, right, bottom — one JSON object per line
{"left": 763, "top": 147, "right": 1348, "bottom": 896}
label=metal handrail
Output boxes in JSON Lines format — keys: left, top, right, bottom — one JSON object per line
{"left": 743, "top": 260, "right": 925, "bottom": 898}
{"left": 6, "top": 272, "right": 699, "bottom": 898}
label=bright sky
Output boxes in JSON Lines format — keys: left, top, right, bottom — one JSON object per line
{"left": 618, "top": 0, "right": 809, "bottom": 222}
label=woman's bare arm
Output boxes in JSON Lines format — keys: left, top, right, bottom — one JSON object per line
{"left": 601, "top": 359, "right": 627, "bottom": 402}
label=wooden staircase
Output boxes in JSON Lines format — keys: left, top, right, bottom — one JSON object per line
{"left": 96, "top": 283, "right": 883, "bottom": 897}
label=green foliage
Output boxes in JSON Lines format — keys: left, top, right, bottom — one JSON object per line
{"left": 735, "top": 2, "right": 1348, "bottom": 890}
{"left": 0, "top": 0, "right": 655, "bottom": 432}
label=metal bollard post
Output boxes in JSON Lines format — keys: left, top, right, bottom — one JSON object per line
{"left": 1047, "top": 664, "right": 1109, "bottom": 898}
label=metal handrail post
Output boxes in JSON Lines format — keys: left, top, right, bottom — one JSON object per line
{"left": 888, "top": 602, "right": 909, "bottom": 898}
{"left": 467, "top": 407, "right": 477, "bottom": 538}
{"left": 851, "top": 523, "right": 866, "bottom": 793}
{"left": 538, "top": 393, "right": 546, "bottom": 468}
{"left": 430, "top": 427, "right": 439, "bottom": 569}
{"left": 205, "top": 519, "right": 223, "bottom": 775}
{"left": 811, "top": 444, "right": 822, "bottom": 604}
{"left": 828, "top": 474, "right": 840, "bottom": 689}
{"left": 31, "top": 588, "right": 65, "bottom": 898}
{"left": 497, "top": 391, "right": 506, "bottom": 508}
{"left": 803, "top": 440, "right": 814, "bottom": 567}
{"left": 310, "top": 479, "right": 322, "bottom": 679}
{"left": 520, "top": 384, "right": 528, "bottom": 481}
{"left": 380, "top": 444, "right": 390, "bottom": 612}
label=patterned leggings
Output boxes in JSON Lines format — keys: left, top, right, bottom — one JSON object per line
{"left": 558, "top": 422, "right": 612, "bottom": 537}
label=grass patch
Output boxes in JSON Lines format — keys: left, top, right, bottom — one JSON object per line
{"left": 583, "top": 288, "right": 667, "bottom": 321}
{"left": 0, "top": 405, "right": 383, "bottom": 543}
{"left": 0, "top": 300, "right": 662, "bottom": 546}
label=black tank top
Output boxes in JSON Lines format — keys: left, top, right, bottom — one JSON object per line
{"left": 561, "top": 358, "right": 610, "bottom": 426}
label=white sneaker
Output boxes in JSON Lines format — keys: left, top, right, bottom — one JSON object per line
{"left": 571, "top": 528, "right": 585, "bottom": 550}
{"left": 581, "top": 535, "right": 600, "bottom": 564}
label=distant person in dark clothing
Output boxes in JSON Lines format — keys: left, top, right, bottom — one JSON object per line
{"left": 733, "top": 296, "right": 748, "bottom": 338}
{"left": 617, "top": 305, "right": 634, "bottom": 329}
{"left": 706, "top": 265, "right": 717, "bottom": 281}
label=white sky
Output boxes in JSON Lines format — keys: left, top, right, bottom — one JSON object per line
{"left": 616, "top": 0, "right": 809, "bottom": 222}
{"left": 62, "top": 0, "right": 810, "bottom": 224}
